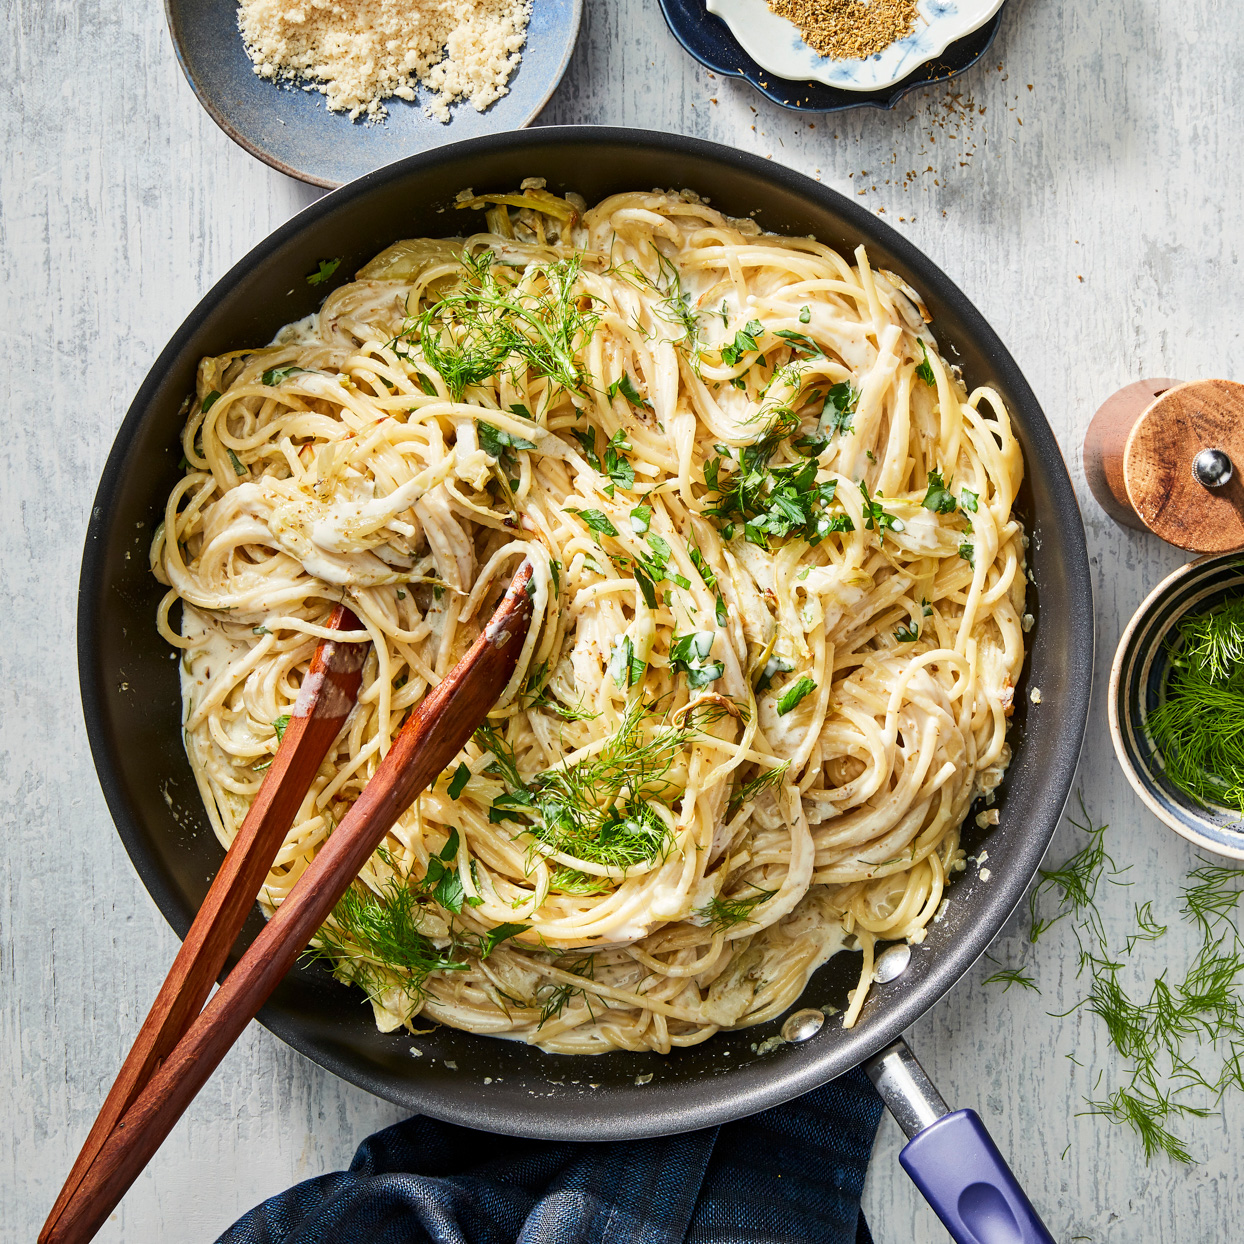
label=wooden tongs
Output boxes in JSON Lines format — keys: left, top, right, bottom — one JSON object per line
{"left": 41, "top": 562, "right": 534, "bottom": 1244}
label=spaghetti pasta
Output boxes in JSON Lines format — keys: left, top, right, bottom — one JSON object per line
{"left": 152, "top": 186, "right": 1026, "bottom": 1054}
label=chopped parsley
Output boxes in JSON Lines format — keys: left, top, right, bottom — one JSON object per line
{"left": 608, "top": 635, "right": 647, "bottom": 689}
{"left": 261, "top": 364, "right": 309, "bottom": 386}
{"left": 776, "top": 676, "right": 817, "bottom": 716}
{"left": 959, "top": 540, "right": 976, "bottom": 568}
{"left": 792, "top": 432, "right": 829, "bottom": 458}
{"left": 916, "top": 340, "right": 936, "bottom": 386}
{"left": 859, "top": 481, "right": 905, "bottom": 543}
{"left": 670, "top": 630, "right": 724, "bottom": 689}
{"left": 755, "top": 654, "right": 794, "bottom": 694}
{"left": 774, "top": 328, "right": 823, "bottom": 358}
{"left": 306, "top": 258, "right": 341, "bottom": 287}
{"left": 921, "top": 468, "right": 958, "bottom": 514}
{"left": 608, "top": 373, "right": 651, "bottom": 410}
{"left": 704, "top": 437, "right": 851, "bottom": 549}
{"left": 477, "top": 420, "right": 536, "bottom": 459}
{"left": 565, "top": 508, "right": 619, "bottom": 538}
{"left": 629, "top": 504, "right": 652, "bottom": 533}
{"left": 720, "top": 320, "right": 765, "bottom": 367}
{"left": 799, "top": 306, "right": 811, "bottom": 324}
{"left": 420, "top": 828, "right": 469, "bottom": 913}
{"left": 634, "top": 565, "right": 658, "bottom": 608}
{"left": 604, "top": 428, "right": 635, "bottom": 490}
{"left": 478, "top": 922, "right": 529, "bottom": 958}
{"left": 688, "top": 543, "right": 729, "bottom": 625}
{"left": 633, "top": 533, "right": 690, "bottom": 592}
{"left": 820, "top": 382, "right": 859, "bottom": 437}
{"left": 574, "top": 426, "right": 634, "bottom": 491}
{"left": 572, "top": 426, "right": 601, "bottom": 470}
{"left": 687, "top": 543, "right": 717, "bottom": 589}
{"left": 447, "top": 762, "right": 471, "bottom": 800}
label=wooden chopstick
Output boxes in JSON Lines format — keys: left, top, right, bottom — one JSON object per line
{"left": 44, "top": 562, "right": 534, "bottom": 1244}
{"left": 39, "top": 604, "right": 369, "bottom": 1244}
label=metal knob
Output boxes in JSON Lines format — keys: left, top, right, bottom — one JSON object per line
{"left": 780, "top": 1008, "right": 825, "bottom": 1043}
{"left": 1193, "top": 447, "right": 1233, "bottom": 488}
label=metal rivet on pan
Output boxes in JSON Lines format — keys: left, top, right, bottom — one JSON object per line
{"left": 780, "top": 1009, "right": 825, "bottom": 1043}
{"left": 1193, "top": 447, "right": 1233, "bottom": 488}
{"left": 872, "top": 944, "right": 912, "bottom": 983}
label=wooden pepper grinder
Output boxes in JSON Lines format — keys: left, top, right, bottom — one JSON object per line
{"left": 1083, "top": 378, "right": 1244, "bottom": 552}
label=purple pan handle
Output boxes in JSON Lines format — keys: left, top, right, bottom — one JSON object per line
{"left": 864, "top": 1039, "right": 1056, "bottom": 1244}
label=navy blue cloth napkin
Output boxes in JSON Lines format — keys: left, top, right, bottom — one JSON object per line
{"left": 218, "top": 1066, "right": 883, "bottom": 1244}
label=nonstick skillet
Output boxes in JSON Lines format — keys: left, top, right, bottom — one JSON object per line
{"left": 78, "top": 128, "right": 1092, "bottom": 1234}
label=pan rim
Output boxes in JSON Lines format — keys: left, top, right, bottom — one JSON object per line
{"left": 77, "top": 125, "right": 1095, "bottom": 1140}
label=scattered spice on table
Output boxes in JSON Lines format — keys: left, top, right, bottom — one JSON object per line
{"left": 238, "top": 0, "right": 532, "bottom": 123}
{"left": 768, "top": 0, "right": 918, "bottom": 61}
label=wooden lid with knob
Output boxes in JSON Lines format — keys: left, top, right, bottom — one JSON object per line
{"left": 1084, "top": 378, "right": 1244, "bottom": 552}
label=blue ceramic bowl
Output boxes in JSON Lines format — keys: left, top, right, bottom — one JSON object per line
{"left": 657, "top": 0, "right": 1004, "bottom": 112}
{"left": 164, "top": 0, "right": 582, "bottom": 188}
{"left": 1111, "top": 552, "right": 1244, "bottom": 860}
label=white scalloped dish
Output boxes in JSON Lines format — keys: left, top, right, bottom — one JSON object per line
{"left": 705, "top": 0, "right": 1006, "bottom": 92}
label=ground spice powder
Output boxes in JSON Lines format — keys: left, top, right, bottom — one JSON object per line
{"left": 768, "top": 0, "right": 918, "bottom": 60}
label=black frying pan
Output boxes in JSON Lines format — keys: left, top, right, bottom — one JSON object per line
{"left": 78, "top": 128, "right": 1093, "bottom": 1152}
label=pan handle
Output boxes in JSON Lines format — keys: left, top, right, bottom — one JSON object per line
{"left": 863, "top": 1038, "right": 1056, "bottom": 1244}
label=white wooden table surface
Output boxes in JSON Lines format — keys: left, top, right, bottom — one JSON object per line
{"left": 4, "top": 1, "right": 1242, "bottom": 1239}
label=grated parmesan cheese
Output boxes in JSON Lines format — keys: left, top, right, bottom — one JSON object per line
{"left": 238, "top": 0, "right": 532, "bottom": 123}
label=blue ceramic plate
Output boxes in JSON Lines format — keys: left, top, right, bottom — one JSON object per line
{"left": 1110, "top": 552, "right": 1244, "bottom": 861}
{"left": 164, "top": 0, "right": 582, "bottom": 188}
{"left": 657, "top": 0, "right": 1004, "bottom": 112}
